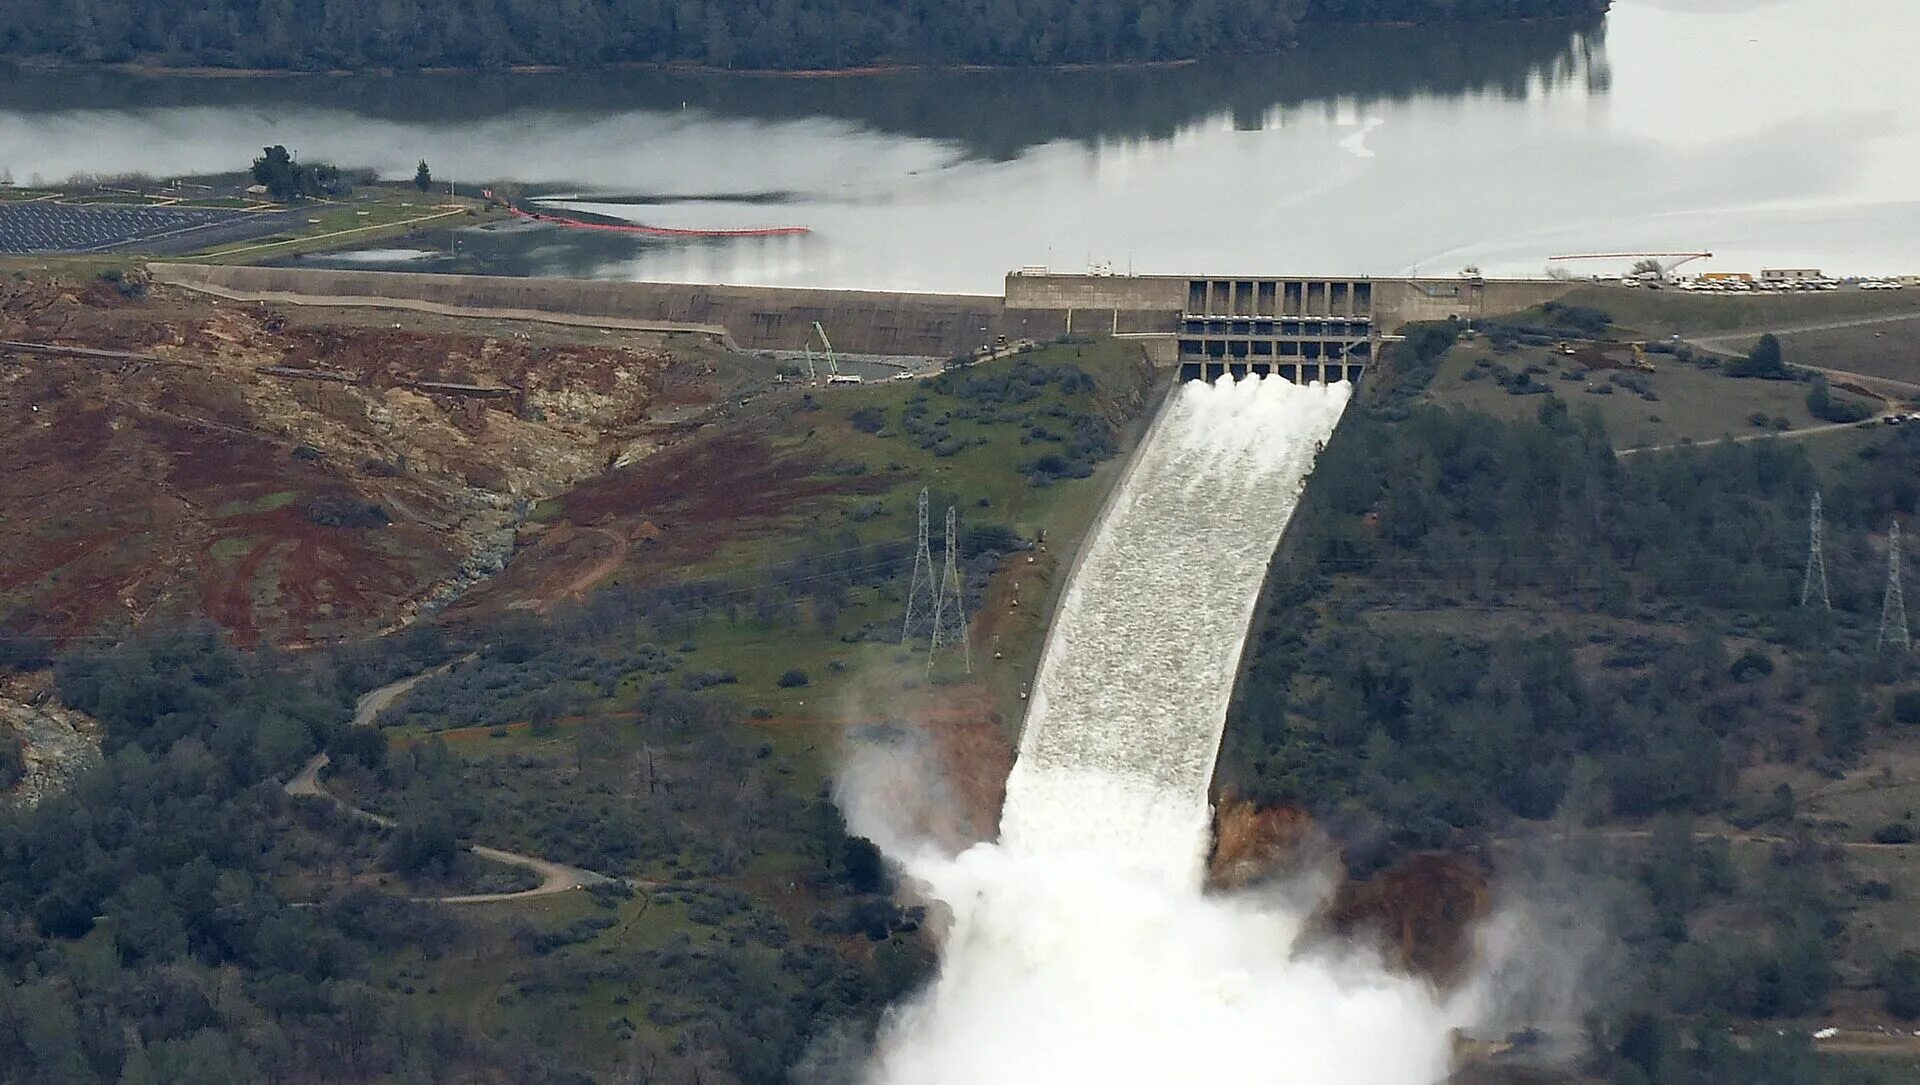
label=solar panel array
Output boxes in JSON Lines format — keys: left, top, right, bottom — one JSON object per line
{"left": 0, "top": 202, "right": 273, "bottom": 253}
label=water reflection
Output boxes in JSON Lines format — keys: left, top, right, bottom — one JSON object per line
{"left": 0, "top": 18, "right": 1603, "bottom": 165}
{"left": 3, "top": 3, "right": 1918, "bottom": 291}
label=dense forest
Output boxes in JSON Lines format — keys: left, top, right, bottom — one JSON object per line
{"left": 1229, "top": 387, "right": 1919, "bottom": 862}
{"left": 0, "top": 624, "right": 927, "bottom": 1083}
{"left": 0, "top": 0, "right": 1607, "bottom": 71}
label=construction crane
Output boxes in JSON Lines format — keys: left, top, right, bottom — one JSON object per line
{"left": 1548, "top": 251, "right": 1714, "bottom": 279}
{"left": 809, "top": 321, "right": 840, "bottom": 379}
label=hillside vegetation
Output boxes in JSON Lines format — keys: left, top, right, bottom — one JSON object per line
{"left": 0, "top": 0, "right": 1606, "bottom": 71}
{"left": 1220, "top": 313, "right": 1920, "bottom": 1081}
{"left": 0, "top": 339, "right": 1160, "bottom": 1084}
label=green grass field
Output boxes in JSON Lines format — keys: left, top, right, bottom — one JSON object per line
{"left": 1564, "top": 284, "right": 1920, "bottom": 338}
{"left": 1425, "top": 338, "right": 1843, "bottom": 450}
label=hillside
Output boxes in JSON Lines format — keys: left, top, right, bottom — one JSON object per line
{"left": 13, "top": 281, "right": 1920, "bottom": 1083}
{"left": 1219, "top": 296, "right": 1920, "bottom": 1082}
{"left": 0, "top": 272, "right": 739, "bottom": 644}
{"left": 0, "top": 328, "right": 1171, "bottom": 1083}
{"left": 0, "top": 0, "right": 1607, "bottom": 72}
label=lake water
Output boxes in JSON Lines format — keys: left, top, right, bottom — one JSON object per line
{"left": 2, "top": 0, "right": 1916, "bottom": 292}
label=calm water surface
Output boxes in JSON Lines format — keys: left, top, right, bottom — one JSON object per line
{"left": 1, "top": 0, "right": 1915, "bottom": 291}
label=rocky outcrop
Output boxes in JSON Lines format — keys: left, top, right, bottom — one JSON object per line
{"left": 0, "top": 686, "right": 102, "bottom": 808}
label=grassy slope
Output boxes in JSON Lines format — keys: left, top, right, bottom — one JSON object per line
{"left": 1563, "top": 284, "right": 1920, "bottom": 338}
{"left": 1423, "top": 339, "right": 1835, "bottom": 449}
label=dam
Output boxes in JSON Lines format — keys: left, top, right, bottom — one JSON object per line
{"left": 148, "top": 263, "right": 1581, "bottom": 380}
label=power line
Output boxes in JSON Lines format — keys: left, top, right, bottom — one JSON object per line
{"left": 929, "top": 504, "right": 971, "bottom": 674}
{"left": 1881, "top": 520, "right": 1910, "bottom": 651}
{"left": 900, "top": 488, "right": 936, "bottom": 645}
{"left": 1802, "top": 492, "right": 1830, "bottom": 611}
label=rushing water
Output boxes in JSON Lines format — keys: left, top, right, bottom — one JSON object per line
{"left": 1001, "top": 375, "right": 1352, "bottom": 886}
{"left": 857, "top": 377, "right": 1477, "bottom": 1085}
{"left": 2, "top": 1, "right": 1917, "bottom": 289}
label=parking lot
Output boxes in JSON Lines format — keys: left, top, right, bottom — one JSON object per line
{"left": 0, "top": 201, "right": 294, "bottom": 254}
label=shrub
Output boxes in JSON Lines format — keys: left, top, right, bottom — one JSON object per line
{"left": 1893, "top": 690, "right": 1920, "bottom": 724}
{"left": 1872, "top": 822, "right": 1914, "bottom": 845}
{"left": 1729, "top": 649, "right": 1774, "bottom": 682}
{"left": 304, "top": 495, "right": 390, "bottom": 528}
{"left": 777, "top": 670, "right": 809, "bottom": 688}
{"left": 1806, "top": 375, "right": 1874, "bottom": 423}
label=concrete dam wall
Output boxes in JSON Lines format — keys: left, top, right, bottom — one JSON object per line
{"left": 148, "top": 264, "right": 1583, "bottom": 372}
{"left": 149, "top": 264, "right": 1059, "bottom": 359}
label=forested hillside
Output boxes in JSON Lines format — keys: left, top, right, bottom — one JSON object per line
{"left": 0, "top": 0, "right": 1606, "bottom": 71}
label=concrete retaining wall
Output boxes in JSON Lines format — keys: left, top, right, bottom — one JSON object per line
{"left": 1005, "top": 273, "right": 1188, "bottom": 311}
{"left": 1372, "top": 278, "right": 1582, "bottom": 330}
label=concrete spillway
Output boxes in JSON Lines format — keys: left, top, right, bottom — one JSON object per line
{"left": 1000, "top": 375, "right": 1352, "bottom": 887}
{"left": 863, "top": 376, "right": 1475, "bottom": 1085}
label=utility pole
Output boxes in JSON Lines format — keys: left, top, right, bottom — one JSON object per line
{"left": 1802, "top": 492, "right": 1831, "bottom": 610}
{"left": 930, "top": 505, "right": 971, "bottom": 673}
{"left": 901, "top": 488, "right": 935, "bottom": 644}
{"left": 1880, "top": 521, "right": 1910, "bottom": 651}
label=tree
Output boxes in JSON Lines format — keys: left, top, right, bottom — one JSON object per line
{"left": 841, "top": 836, "right": 888, "bottom": 893}
{"left": 0, "top": 732, "right": 21, "bottom": 791}
{"left": 1806, "top": 374, "right": 1873, "bottom": 423}
{"left": 1630, "top": 258, "right": 1665, "bottom": 278}
{"left": 1728, "top": 333, "right": 1788, "bottom": 379}
{"left": 250, "top": 145, "right": 349, "bottom": 202}
{"left": 385, "top": 814, "right": 462, "bottom": 878}
{"left": 252, "top": 145, "right": 300, "bottom": 200}
{"left": 1884, "top": 951, "right": 1920, "bottom": 1019}
{"left": 414, "top": 159, "right": 433, "bottom": 192}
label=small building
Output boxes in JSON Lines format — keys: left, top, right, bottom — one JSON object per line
{"left": 1761, "top": 268, "right": 1823, "bottom": 281}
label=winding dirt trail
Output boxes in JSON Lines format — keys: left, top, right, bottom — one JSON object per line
{"left": 286, "top": 660, "right": 621, "bottom": 904}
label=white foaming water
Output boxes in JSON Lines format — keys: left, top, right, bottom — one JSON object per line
{"left": 861, "top": 376, "right": 1474, "bottom": 1085}
{"left": 1003, "top": 375, "right": 1352, "bottom": 887}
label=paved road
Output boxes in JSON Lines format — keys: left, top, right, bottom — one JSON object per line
{"left": 286, "top": 659, "right": 618, "bottom": 903}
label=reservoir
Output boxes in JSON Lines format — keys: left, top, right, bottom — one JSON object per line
{"left": 1, "top": 0, "right": 1915, "bottom": 292}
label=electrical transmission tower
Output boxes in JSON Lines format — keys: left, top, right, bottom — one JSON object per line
{"left": 901, "top": 488, "right": 936, "bottom": 644}
{"left": 1802, "top": 492, "right": 1831, "bottom": 610}
{"left": 930, "top": 505, "right": 971, "bottom": 673}
{"left": 1881, "top": 521, "right": 1911, "bottom": 651}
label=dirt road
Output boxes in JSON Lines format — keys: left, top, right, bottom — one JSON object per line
{"left": 1617, "top": 417, "right": 1880, "bottom": 457}
{"left": 1615, "top": 323, "right": 1918, "bottom": 456}
{"left": 286, "top": 661, "right": 619, "bottom": 903}
{"left": 1684, "top": 310, "right": 1920, "bottom": 354}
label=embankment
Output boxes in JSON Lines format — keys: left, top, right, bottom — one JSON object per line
{"left": 149, "top": 263, "right": 1059, "bottom": 358}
